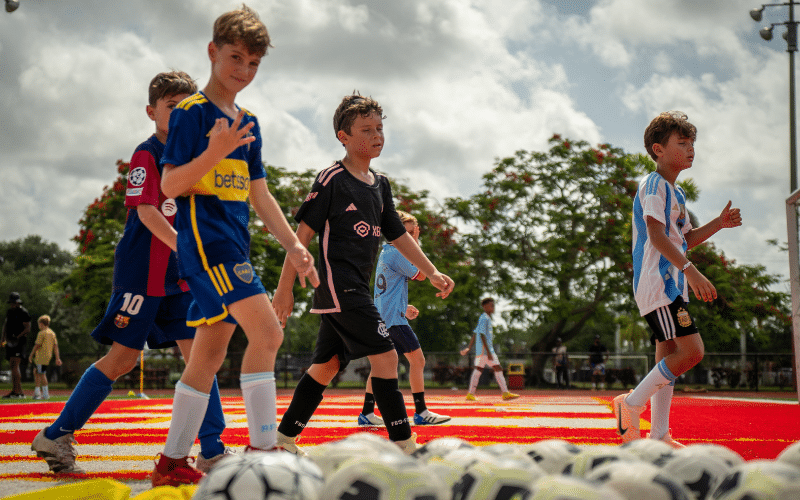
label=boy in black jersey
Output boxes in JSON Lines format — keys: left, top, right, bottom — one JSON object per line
{"left": 273, "top": 93, "right": 455, "bottom": 454}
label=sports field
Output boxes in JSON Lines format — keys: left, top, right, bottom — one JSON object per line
{"left": 1, "top": 389, "right": 798, "bottom": 497}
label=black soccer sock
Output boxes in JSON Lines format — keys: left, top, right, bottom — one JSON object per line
{"left": 362, "top": 392, "right": 376, "bottom": 415}
{"left": 277, "top": 373, "right": 326, "bottom": 438}
{"left": 412, "top": 392, "right": 427, "bottom": 414}
{"left": 371, "top": 377, "right": 412, "bottom": 442}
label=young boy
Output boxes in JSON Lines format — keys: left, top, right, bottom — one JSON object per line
{"left": 31, "top": 70, "right": 234, "bottom": 475}
{"left": 460, "top": 297, "right": 519, "bottom": 401}
{"left": 359, "top": 210, "right": 450, "bottom": 427}
{"left": 2, "top": 292, "right": 30, "bottom": 399}
{"left": 614, "top": 111, "right": 741, "bottom": 447}
{"left": 272, "top": 93, "right": 455, "bottom": 455}
{"left": 28, "top": 315, "right": 61, "bottom": 400}
{"left": 151, "top": 6, "right": 318, "bottom": 486}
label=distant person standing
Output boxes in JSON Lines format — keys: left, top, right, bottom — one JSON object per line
{"left": 552, "top": 338, "right": 570, "bottom": 389}
{"left": 588, "top": 335, "right": 608, "bottom": 390}
{"left": 2, "top": 292, "right": 31, "bottom": 399}
{"left": 29, "top": 315, "right": 62, "bottom": 400}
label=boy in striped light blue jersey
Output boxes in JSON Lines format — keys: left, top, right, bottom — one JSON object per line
{"left": 614, "top": 111, "right": 741, "bottom": 448}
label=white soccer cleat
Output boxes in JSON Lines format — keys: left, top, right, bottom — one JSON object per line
{"left": 31, "top": 427, "right": 84, "bottom": 474}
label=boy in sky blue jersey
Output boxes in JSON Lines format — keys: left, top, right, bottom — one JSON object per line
{"left": 359, "top": 210, "right": 450, "bottom": 426}
{"left": 151, "top": 6, "right": 318, "bottom": 487}
{"left": 31, "top": 71, "right": 231, "bottom": 475}
{"left": 614, "top": 111, "right": 741, "bottom": 448}
{"left": 461, "top": 297, "right": 519, "bottom": 401}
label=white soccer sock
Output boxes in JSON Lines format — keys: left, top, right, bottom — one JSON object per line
{"left": 468, "top": 369, "right": 481, "bottom": 394}
{"left": 164, "top": 381, "right": 209, "bottom": 459}
{"left": 649, "top": 382, "right": 674, "bottom": 440}
{"left": 43, "top": 386, "right": 49, "bottom": 399}
{"left": 33, "top": 386, "right": 40, "bottom": 397}
{"left": 626, "top": 359, "right": 677, "bottom": 407}
{"left": 494, "top": 371, "right": 509, "bottom": 393}
{"left": 241, "top": 372, "right": 277, "bottom": 450}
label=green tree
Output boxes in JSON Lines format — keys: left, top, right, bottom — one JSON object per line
{"left": 446, "top": 136, "right": 650, "bottom": 365}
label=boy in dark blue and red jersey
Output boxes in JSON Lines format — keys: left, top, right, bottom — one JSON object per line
{"left": 31, "top": 71, "right": 231, "bottom": 475}
{"left": 272, "top": 93, "right": 455, "bottom": 455}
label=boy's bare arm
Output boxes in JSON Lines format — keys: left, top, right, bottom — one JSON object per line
{"left": 685, "top": 200, "right": 742, "bottom": 249}
{"left": 460, "top": 333, "right": 476, "bottom": 355}
{"left": 137, "top": 205, "right": 178, "bottom": 252}
{"left": 161, "top": 110, "right": 255, "bottom": 199}
{"left": 646, "top": 216, "right": 716, "bottom": 302}
{"left": 391, "top": 233, "right": 454, "bottom": 298}
{"left": 250, "top": 179, "right": 318, "bottom": 289}
{"left": 273, "top": 221, "right": 316, "bottom": 328}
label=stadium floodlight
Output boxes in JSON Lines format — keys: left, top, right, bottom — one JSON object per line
{"left": 751, "top": 7, "right": 764, "bottom": 21}
{"left": 5, "top": 0, "right": 19, "bottom": 13}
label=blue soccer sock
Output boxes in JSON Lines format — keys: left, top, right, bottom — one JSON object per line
{"left": 197, "top": 376, "right": 225, "bottom": 458}
{"left": 46, "top": 364, "right": 113, "bottom": 440}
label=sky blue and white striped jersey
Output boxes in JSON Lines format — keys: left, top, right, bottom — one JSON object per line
{"left": 473, "top": 312, "right": 496, "bottom": 356}
{"left": 632, "top": 171, "right": 693, "bottom": 316}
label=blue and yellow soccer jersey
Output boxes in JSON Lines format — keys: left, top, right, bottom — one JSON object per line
{"left": 374, "top": 243, "right": 420, "bottom": 327}
{"left": 113, "top": 134, "right": 186, "bottom": 297}
{"left": 161, "top": 92, "right": 265, "bottom": 277}
{"left": 295, "top": 162, "right": 406, "bottom": 313}
{"left": 473, "top": 312, "right": 495, "bottom": 356}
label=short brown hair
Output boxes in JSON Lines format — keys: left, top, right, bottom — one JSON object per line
{"left": 396, "top": 210, "right": 417, "bottom": 226}
{"left": 38, "top": 315, "right": 50, "bottom": 327}
{"left": 333, "top": 92, "right": 384, "bottom": 139}
{"left": 643, "top": 111, "right": 697, "bottom": 161}
{"left": 213, "top": 4, "right": 272, "bottom": 58}
{"left": 148, "top": 71, "right": 197, "bottom": 107}
{"left": 481, "top": 297, "right": 494, "bottom": 306}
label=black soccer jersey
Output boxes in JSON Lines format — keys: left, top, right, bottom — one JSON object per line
{"left": 295, "top": 161, "right": 406, "bottom": 312}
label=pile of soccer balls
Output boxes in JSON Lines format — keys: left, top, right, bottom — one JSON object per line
{"left": 192, "top": 434, "right": 800, "bottom": 500}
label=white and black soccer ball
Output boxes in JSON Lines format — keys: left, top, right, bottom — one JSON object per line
{"left": 193, "top": 451, "right": 325, "bottom": 500}
{"left": 711, "top": 459, "right": 800, "bottom": 499}
{"left": 562, "top": 446, "right": 640, "bottom": 478}
{"left": 307, "top": 432, "right": 403, "bottom": 477}
{"left": 530, "top": 474, "right": 625, "bottom": 500}
{"left": 452, "top": 460, "right": 538, "bottom": 500}
{"left": 619, "top": 437, "right": 676, "bottom": 464}
{"left": 654, "top": 445, "right": 734, "bottom": 500}
{"left": 586, "top": 460, "right": 693, "bottom": 500}
{"left": 518, "top": 439, "right": 583, "bottom": 474}
{"left": 776, "top": 440, "right": 800, "bottom": 471}
{"left": 412, "top": 437, "right": 474, "bottom": 463}
{"left": 323, "top": 452, "right": 447, "bottom": 500}
{"left": 683, "top": 444, "right": 744, "bottom": 469}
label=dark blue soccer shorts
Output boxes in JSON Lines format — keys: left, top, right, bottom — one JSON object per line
{"left": 387, "top": 324, "right": 421, "bottom": 354}
{"left": 90, "top": 291, "right": 194, "bottom": 350}
{"left": 183, "top": 260, "right": 267, "bottom": 327}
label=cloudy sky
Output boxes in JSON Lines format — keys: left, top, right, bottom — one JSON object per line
{"left": 0, "top": 0, "right": 795, "bottom": 289}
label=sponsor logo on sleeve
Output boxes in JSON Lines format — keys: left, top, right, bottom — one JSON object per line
{"left": 161, "top": 198, "right": 177, "bottom": 217}
{"left": 126, "top": 188, "right": 143, "bottom": 197}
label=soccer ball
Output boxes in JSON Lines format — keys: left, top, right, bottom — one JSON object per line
{"left": 712, "top": 460, "right": 800, "bottom": 499}
{"left": 438, "top": 447, "right": 500, "bottom": 470}
{"left": 193, "top": 452, "right": 325, "bottom": 500}
{"left": 323, "top": 452, "right": 447, "bottom": 500}
{"left": 529, "top": 475, "right": 625, "bottom": 500}
{"left": 562, "top": 446, "right": 640, "bottom": 477}
{"left": 683, "top": 443, "right": 744, "bottom": 469}
{"left": 619, "top": 437, "right": 676, "bottom": 464}
{"left": 482, "top": 443, "right": 542, "bottom": 473}
{"left": 776, "top": 440, "right": 800, "bottom": 470}
{"left": 306, "top": 432, "right": 402, "bottom": 477}
{"left": 518, "top": 439, "right": 583, "bottom": 474}
{"left": 654, "top": 445, "right": 734, "bottom": 500}
{"left": 586, "top": 460, "right": 693, "bottom": 500}
{"left": 451, "top": 459, "right": 541, "bottom": 500}
{"left": 412, "top": 437, "right": 474, "bottom": 462}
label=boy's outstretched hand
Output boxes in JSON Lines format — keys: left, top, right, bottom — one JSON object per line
{"left": 429, "top": 272, "right": 455, "bottom": 299}
{"left": 287, "top": 244, "right": 319, "bottom": 289}
{"left": 718, "top": 201, "right": 742, "bottom": 229}
{"left": 207, "top": 110, "right": 256, "bottom": 160}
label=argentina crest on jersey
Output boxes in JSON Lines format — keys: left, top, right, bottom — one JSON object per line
{"left": 233, "top": 262, "right": 254, "bottom": 284}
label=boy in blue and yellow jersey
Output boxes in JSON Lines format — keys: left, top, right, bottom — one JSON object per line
{"left": 31, "top": 71, "right": 232, "bottom": 475}
{"left": 151, "top": 5, "right": 318, "bottom": 487}
{"left": 272, "top": 93, "right": 455, "bottom": 455}
{"left": 614, "top": 111, "right": 741, "bottom": 448}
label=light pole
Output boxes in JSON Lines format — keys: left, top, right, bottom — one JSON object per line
{"left": 751, "top": 2, "right": 799, "bottom": 191}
